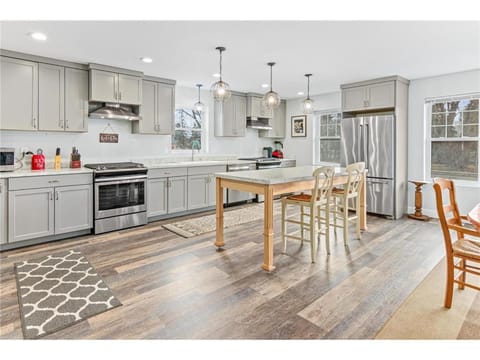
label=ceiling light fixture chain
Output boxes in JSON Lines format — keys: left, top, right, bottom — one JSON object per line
{"left": 194, "top": 84, "right": 205, "bottom": 112}
{"left": 211, "top": 46, "right": 231, "bottom": 102}
{"left": 303, "top": 73, "right": 314, "bottom": 114}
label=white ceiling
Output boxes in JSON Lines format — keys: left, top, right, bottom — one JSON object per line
{"left": 1, "top": 21, "right": 479, "bottom": 98}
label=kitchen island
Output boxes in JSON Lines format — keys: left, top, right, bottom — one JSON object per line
{"left": 214, "top": 166, "right": 367, "bottom": 271}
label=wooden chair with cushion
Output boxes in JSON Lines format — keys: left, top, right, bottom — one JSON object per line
{"left": 433, "top": 178, "right": 480, "bottom": 308}
{"left": 281, "top": 166, "right": 335, "bottom": 262}
{"left": 330, "top": 162, "right": 365, "bottom": 246}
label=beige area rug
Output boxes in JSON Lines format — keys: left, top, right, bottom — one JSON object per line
{"left": 376, "top": 258, "right": 480, "bottom": 339}
{"left": 14, "top": 249, "right": 121, "bottom": 339}
{"left": 163, "top": 203, "right": 269, "bottom": 238}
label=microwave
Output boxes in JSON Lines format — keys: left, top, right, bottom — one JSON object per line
{"left": 0, "top": 147, "right": 15, "bottom": 171}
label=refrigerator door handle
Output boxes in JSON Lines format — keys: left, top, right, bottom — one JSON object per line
{"left": 358, "top": 123, "right": 364, "bottom": 163}
{"left": 365, "top": 123, "right": 370, "bottom": 170}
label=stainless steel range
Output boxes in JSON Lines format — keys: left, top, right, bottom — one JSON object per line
{"left": 84, "top": 162, "right": 148, "bottom": 234}
{"left": 238, "top": 157, "right": 282, "bottom": 170}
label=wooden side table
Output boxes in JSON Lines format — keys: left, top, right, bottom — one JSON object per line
{"left": 408, "top": 180, "right": 431, "bottom": 221}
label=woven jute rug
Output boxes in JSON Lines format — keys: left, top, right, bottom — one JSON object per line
{"left": 163, "top": 203, "right": 274, "bottom": 238}
{"left": 14, "top": 249, "right": 121, "bottom": 339}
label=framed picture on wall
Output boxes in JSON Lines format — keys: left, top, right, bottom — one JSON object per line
{"left": 291, "top": 115, "right": 307, "bottom": 137}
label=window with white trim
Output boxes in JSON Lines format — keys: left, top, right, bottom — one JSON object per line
{"left": 427, "top": 95, "right": 479, "bottom": 181}
{"left": 171, "top": 108, "right": 205, "bottom": 151}
{"left": 314, "top": 110, "right": 342, "bottom": 164}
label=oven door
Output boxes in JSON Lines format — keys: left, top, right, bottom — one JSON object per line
{"left": 94, "top": 175, "right": 147, "bottom": 219}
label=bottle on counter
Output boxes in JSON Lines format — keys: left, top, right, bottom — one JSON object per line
{"left": 54, "top": 147, "right": 61, "bottom": 170}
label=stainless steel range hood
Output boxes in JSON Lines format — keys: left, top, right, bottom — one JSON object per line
{"left": 246, "top": 117, "right": 272, "bottom": 130}
{"left": 89, "top": 103, "right": 141, "bottom": 121}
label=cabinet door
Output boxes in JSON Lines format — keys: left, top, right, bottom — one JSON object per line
{"left": 168, "top": 176, "right": 187, "bottom": 213}
{"left": 187, "top": 174, "right": 209, "bottom": 210}
{"left": 8, "top": 188, "right": 54, "bottom": 243}
{"left": 89, "top": 69, "right": 117, "bottom": 103}
{"left": 38, "top": 63, "right": 65, "bottom": 131}
{"left": 147, "top": 178, "right": 168, "bottom": 217}
{"left": 136, "top": 80, "right": 157, "bottom": 134}
{"left": 233, "top": 95, "right": 246, "bottom": 136}
{"left": 0, "top": 57, "right": 38, "bottom": 130}
{"left": 342, "top": 86, "right": 367, "bottom": 112}
{"left": 275, "top": 100, "right": 286, "bottom": 137}
{"left": 0, "top": 180, "right": 7, "bottom": 244}
{"left": 367, "top": 81, "right": 395, "bottom": 109}
{"left": 214, "top": 96, "right": 235, "bottom": 136}
{"left": 65, "top": 68, "right": 88, "bottom": 132}
{"left": 248, "top": 96, "right": 262, "bottom": 118}
{"left": 118, "top": 74, "right": 142, "bottom": 105}
{"left": 260, "top": 101, "right": 273, "bottom": 118}
{"left": 54, "top": 185, "right": 93, "bottom": 235}
{"left": 156, "top": 82, "right": 175, "bottom": 134}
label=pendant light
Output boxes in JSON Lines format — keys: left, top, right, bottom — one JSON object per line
{"left": 194, "top": 84, "right": 205, "bottom": 112}
{"left": 211, "top": 46, "right": 232, "bottom": 102}
{"left": 262, "top": 62, "right": 281, "bottom": 110}
{"left": 303, "top": 74, "right": 314, "bottom": 114}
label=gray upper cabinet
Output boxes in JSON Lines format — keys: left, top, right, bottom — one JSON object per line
{"left": 64, "top": 68, "right": 88, "bottom": 132}
{"left": 259, "top": 100, "right": 286, "bottom": 138}
{"left": 342, "top": 80, "right": 395, "bottom": 112}
{"left": 214, "top": 94, "right": 246, "bottom": 137}
{"left": 38, "top": 63, "right": 65, "bottom": 131}
{"left": 89, "top": 69, "right": 142, "bottom": 105}
{"left": 118, "top": 74, "right": 142, "bottom": 105}
{"left": 247, "top": 94, "right": 273, "bottom": 119}
{"left": 39, "top": 65, "right": 88, "bottom": 132}
{"left": 0, "top": 56, "right": 38, "bottom": 131}
{"left": 133, "top": 80, "right": 175, "bottom": 135}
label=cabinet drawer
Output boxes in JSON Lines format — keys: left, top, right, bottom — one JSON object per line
{"left": 188, "top": 165, "right": 226, "bottom": 176}
{"left": 148, "top": 167, "right": 187, "bottom": 179}
{"left": 9, "top": 173, "right": 92, "bottom": 190}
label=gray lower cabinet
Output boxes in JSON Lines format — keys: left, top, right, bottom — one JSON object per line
{"left": 8, "top": 188, "right": 55, "bottom": 243}
{"left": 147, "top": 167, "right": 187, "bottom": 217}
{"left": 7, "top": 174, "right": 93, "bottom": 244}
{"left": 187, "top": 174, "right": 209, "bottom": 210}
{"left": 54, "top": 185, "right": 93, "bottom": 235}
{"left": 214, "top": 94, "right": 246, "bottom": 137}
{"left": 0, "top": 180, "right": 8, "bottom": 244}
{"left": 259, "top": 99, "right": 286, "bottom": 138}
{"left": 147, "top": 177, "right": 168, "bottom": 217}
{"left": 133, "top": 80, "right": 175, "bottom": 135}
{"left": 168, "top": 177, "right": 187, "bottom": 213}
{"left": 0, "top": 56, "right": 38, "bottom": 130}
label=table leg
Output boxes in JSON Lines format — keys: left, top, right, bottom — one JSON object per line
{"left": 215, "top": 177, "right": 225, "bottom": 248}
{"left": 360, "top": 171, "right": 367, "bottom": 231}
{"left": 262, "top": 185, "right": 275, "bottom": 272}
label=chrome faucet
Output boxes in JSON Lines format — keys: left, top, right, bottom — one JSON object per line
{"left": 191, "top": 140, "right": 201, "bottom": 161}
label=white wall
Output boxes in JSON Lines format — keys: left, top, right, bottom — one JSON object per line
{"left": 407, "top": 69, "right": 480, "bottom": 216}
{"left": 0, "top": 86, "right": 275, "bottom": 163}
{"left": 284, "top": 92, "right": 341, "bottom": 165}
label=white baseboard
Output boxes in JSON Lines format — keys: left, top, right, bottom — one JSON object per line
{"left": 407, "top": 206, "right": 437, "bottom": 219}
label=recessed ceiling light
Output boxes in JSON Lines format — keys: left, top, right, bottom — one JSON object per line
{"left": 29, "top": 32, "right": 47, "bottom": 41}
{"left": 261, "top": 84, "right": 269, "bottom": 88}
{"left": 140, "top": 57, "right": 153, "bottom": 63}
{"left": 297, "top": 91, "right": 304, "bottom": 96}
{"left": 212, "top": 73, "right": 221, "bottom": 78}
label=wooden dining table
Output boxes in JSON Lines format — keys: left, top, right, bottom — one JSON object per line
{"left": 467, "top": 203, "right": 480, "bottom": 233}
{"left": 214, "top": 166, "right": 367, "bottom": 272}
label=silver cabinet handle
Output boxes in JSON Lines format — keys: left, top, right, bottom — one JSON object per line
{"left": 49, "top": 192, "right": 53, "bottom": 200}
{"left": 65, "top": 120, "right": 69, "bottom": 129}
{"left": 0, "top": 184, "right": 2, "bottom": 193}
{"left": 59, "top": 118, "right": 64, "bottom": 128}
{"left": 48, "top": 180, "right": 60, "bottom": 183}
{"left": 32, "top": 117, "right": 37, "bottom": 128}
{"left": 114, "top": 91, "right": 118, "bottom": 100}
{"left": 55, "top": 191, "right": 59, "bottom": 200}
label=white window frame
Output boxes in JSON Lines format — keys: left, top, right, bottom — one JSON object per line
{"left": 171, "top": 105, "right": 209, "bottom": 154}
{"left": 425, "top": 93, "right": 480, "bottom": 187}
{"left": 313, "top": 109, "right": 342, "bottom": 166}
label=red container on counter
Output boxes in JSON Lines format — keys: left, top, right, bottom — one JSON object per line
{"left": 31, "top": 149, "right": 45, "bottom": 170}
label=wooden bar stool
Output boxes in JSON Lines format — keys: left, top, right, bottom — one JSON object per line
{"left": 281, "top": 166, "right": 334, "bottom": 262}
{"left": 330, "top": 162, "right": 365, "bottom": 246}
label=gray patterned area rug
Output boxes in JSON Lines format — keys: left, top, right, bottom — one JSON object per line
{"left": 162, "top": 203, "right": 268, "bottom": 238}
{"left": 14, "top": 249, "right": 121, "bottom": 339}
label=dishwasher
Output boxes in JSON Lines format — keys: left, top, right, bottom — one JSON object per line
{"left": 225, "top": 162, "right": 257, "bottom": 206}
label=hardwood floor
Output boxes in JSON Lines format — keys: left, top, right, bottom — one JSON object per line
{"left": 0, "top": 202, "right": 453, "bottom": 339}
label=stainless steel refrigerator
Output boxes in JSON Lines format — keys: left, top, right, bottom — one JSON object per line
{"left": 340, "top": 114, "right": 396, "bottom": 218}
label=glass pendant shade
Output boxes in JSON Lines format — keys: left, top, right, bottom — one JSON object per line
{"left": 303, "top": 98, "right": 314, "bottom": 114}
{"left": 211, "top": 46, "right": 232, "bottom": 102}
{"left": 194, "top": 84, "right": 205, "bottom": 112}
{"left": 303, "top": 73, "right": 314, "bottom": 114}
{"left": 262, "top": 62, "right": 281, "bottom": 110}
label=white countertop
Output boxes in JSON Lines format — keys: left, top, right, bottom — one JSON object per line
{"left": 0, "top": 167, "right": 93, "bottom": 179}
{"left": 215, "top": 166, "right": 346, "bottom": 185}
